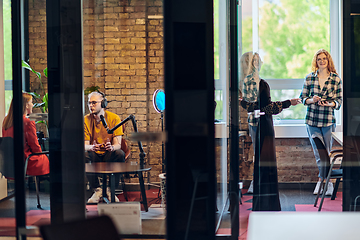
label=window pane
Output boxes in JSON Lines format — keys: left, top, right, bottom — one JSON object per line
{"left": 270, "top": 89, "right": 306, "bottom": 123}
{"left": 214, "top": 0, "right": 219, "bottom": 80}
{"left": 242, "top": 0, "right": 330, "bottom": 79}
{"left": 215, "top": 89, "right": 223, "bottom": 120}
{"left": 5, "top": 90, "right": 12, "bottom": 111}
{"left": 4, "top": 0, "right": 12, "bottom": 113}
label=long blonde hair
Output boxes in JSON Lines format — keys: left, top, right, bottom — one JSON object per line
{"left": 311, "top": 49, "right": 338, "bottom": 75}
{"left": 3, "top": 92, "right": 32, "bottom": 130}
{"left": 240, "top": 51, "right": 253, "bottom": 80}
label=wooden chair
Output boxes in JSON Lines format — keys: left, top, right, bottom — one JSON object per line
{"left": 312, "top": 136, "right": 343, "bottom": 211}
{"left": 0, "top": 137, "right": 49, "bottom": 209}
{"left": 120, "top": 125, "right": 130, "bottom": 160}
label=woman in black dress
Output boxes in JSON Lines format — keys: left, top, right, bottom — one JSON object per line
{"left": 241, "top": 52, "right": 300, "bottom": 211}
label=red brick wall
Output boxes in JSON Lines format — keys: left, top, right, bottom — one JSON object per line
{"left": 276, "top": 138, "right": 318, "bottom": 182}
{"left": 28, "top": 0, "right": 321, "bottom": 184}
{"left": 239, "top": 107, "right": 320, "bottom": 183}
{"left": 28, "top": 0, "right": 164, "bottom": 182}
{"left": 215, "top": 110, "right": 322, "bottom": 183}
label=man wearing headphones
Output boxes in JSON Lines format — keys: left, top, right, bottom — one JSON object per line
{"left": 84, "top": 91, "right": 125, "bottom": 203}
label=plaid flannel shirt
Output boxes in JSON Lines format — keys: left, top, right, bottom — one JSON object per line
{"left": 242, "top": 73, "right": 259, "bottom": 125}
{"left": 242, "top": 73, "right": 259, "bottom": 103}
{"left": 299, "top": 71, "right": 342, "bottom": 127}
{"left": 242, "top": 77, "right": 290, "bottom": 126}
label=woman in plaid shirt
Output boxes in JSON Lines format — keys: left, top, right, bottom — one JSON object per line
{"left": 300, "top": 49, "right": 342, "bottom": 196}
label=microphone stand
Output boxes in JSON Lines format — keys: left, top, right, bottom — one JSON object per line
{"left": 107, "top": 114, "right": 146, "bottom": 166}
{"left": 160, "top": 112, "right": 165, "bottom": 173}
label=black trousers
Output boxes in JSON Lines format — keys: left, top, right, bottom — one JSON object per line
{"left": 85, "top": 149, "right": 125, "bottom": 190}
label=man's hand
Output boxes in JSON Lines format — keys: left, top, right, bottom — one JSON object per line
{"left": 104, "top": 139, "right": 114, "bottom": 152}
{"left": 85, "top": 140, "right": 101, "bottom": 152}
{"left": 88, "top": 143, "right": 101, "bottom": 152}
{"left": 92, "top": 140, "right": 101, "bottom": 151}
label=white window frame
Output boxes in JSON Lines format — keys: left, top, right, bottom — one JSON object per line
{"left": 271, "top": 0, "right": 342, "bottom": 138}
{"left": 214, "top": 0, "right": 230, "bottom": 139}
{"left": 215, "top": 0, "right": 343, "bottom": 138}
{"left": 0, "top": 0, "right": 5, "bottom": 137}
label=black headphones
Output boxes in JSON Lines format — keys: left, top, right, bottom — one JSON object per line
{"left": 97, "top": 90, "right": 108, "bottom": 108}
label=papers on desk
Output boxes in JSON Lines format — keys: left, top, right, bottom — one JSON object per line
{"left": 98, "top": 202, "right": 141, "bottom": 234}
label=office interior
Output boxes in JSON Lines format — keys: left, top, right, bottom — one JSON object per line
{"left": 0, "top": 0, "right": 360, "bottom": 240}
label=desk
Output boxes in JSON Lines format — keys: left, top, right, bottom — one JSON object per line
{"left": 332, "top": 132, "right": 343, "bottom": 145}
{"left": 247, "top": 212, "right": 360, "bottom": 240}
{"left": 85, "top": 162, "right": 151, "bottom": 211}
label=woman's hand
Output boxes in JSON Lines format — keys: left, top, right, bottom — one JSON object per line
{"left": 318, "top": 101, "right": 336, "bottom": 107}
{"left": 305, "top": 95, "right": 321, "bottom": 105}
{"left": 312, "top": 95, "right": 321, "bottom": 103}
{"left": 290, "top": 98, "right": 301, "bottom": 106}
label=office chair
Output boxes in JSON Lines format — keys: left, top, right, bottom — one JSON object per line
{"left": 24, "top": 151, "right": 49, "bottom": 209}
{"left": 0, "top": 137, "right": 49, "bottom": 209}
{"left": 312, "top": 136, "right": 343, "bottom": 211}
{"left": 40, "top": 215, "right": 121, "bottom": 240}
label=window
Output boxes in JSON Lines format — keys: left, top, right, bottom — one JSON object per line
{"left": 4, "top": 0, "right": 12, "bottom": 112}
{"left": 214, "top": 0, "right": 228, "bottom": 122}
{"left": 214, "top": 0, "right": 342, "bottom": 137}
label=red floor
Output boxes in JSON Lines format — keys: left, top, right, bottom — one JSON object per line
{"left": 0, "top": 190, "right": 343, "bottom": 239}
{"left": 0, "top": 189, "right": 161, "bottom": 237}
{"left": 216, "top": 192, "right": 343, "bottom": 240}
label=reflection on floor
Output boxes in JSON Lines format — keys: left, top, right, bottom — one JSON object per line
{"left": 216, "top": 187, "right": 343, "bottom": 240}
{"left": 0, "top": 185, "right": 343, "bottom": 239}
{"left": 0, "top": 188, "right": 166, "bottom": 237}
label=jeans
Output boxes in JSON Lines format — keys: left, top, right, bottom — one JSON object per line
{"left": 248, "top": 124, "right": 258, "bottom": 179}
{"left": 85, "top": 149, "right": 125, "bottom": 190}
{"left": 249, "top": 124, "right": 258, "bottom": 154}
{"left": 306, "top": 124, "right": 335, "bottom": 177}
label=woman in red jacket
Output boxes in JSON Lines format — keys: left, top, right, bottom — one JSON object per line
{"left": 2, "top": 92, "right": 49, "bottom": 176}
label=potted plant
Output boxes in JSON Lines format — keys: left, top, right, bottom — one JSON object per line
{"left": 22, "top": 60, "right": 48, "bottom": 115}
{"left": 22, "top": 61, "right": 49, "bottom": 146}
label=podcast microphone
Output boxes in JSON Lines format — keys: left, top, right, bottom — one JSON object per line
{"left": 100, "top": 115, "right": 109, "bottom": 130}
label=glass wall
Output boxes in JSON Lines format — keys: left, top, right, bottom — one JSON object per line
{"left": 1, "top": 0, "right": 167, "bottom": 238}
{"left": 3, "top": 0, "right": 360, "bottom": 239}
{"left": 236, "top": 0, "right": 344, "bottom": 236}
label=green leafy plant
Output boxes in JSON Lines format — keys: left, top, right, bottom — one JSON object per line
{"left": 84, "top": 85, "right": 100, "bottom": 95}
{"left": 22, "top": 60, "right": 100, "bottom": 118}
{"left": 22, "top": 60, "right": 48, "bottom": 126}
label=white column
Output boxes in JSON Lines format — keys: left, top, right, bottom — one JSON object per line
{"left": 0, "top": 0, "right": 5, "bottom": 137}
{"left": 330, "top": 0, "right": 341, "bottom": 77}
{"left": 218, "top": 0, "right": 229, "bottom": 208}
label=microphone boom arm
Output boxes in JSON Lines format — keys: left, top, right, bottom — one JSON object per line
{"left": 107, "top": 114, "right": 145, "bottom": 165}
